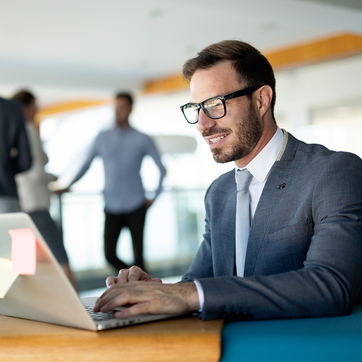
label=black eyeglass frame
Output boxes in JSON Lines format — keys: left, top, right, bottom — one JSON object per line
{"left": 180, "top": 85, "right": 262, "bottom": 124}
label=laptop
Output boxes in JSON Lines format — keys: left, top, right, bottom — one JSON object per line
{"left": 0, "top": 212, "right": 180, "bottom": 331}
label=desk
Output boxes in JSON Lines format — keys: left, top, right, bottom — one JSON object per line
{"left": 220, "top": 306, "right": 362, "bottom": 362}
{"left": 0, "top": 314, "right": 222, "bottom": 362}
{"left": 3, "top": 308, "right": 362, "bottom": 362}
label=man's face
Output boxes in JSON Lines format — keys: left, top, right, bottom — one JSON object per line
{"left": 190, "top": 61, "right": 262, "bottom": 165}
{"left": 115, "top": 97, "right": 132, "bottom": 127}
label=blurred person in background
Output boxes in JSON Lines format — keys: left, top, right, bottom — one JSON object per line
{"left": 56, "top": 92, "right": 166, "bottom": 273}
{"left": 0, "top": 96, "right": 32, "bottom": 213}
{"left": 12, "top": 90, "right": 76, "bottom": 289}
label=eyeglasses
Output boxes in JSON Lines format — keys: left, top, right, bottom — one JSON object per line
{"left": 180, "top": 85, "right": 262, "bottom": 124}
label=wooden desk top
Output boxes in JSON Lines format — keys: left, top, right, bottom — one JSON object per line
{"left": 0, "top": 314, "right": 223, "bottom": 362}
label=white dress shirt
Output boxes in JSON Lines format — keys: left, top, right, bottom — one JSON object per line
{"left": 15, "top": 124, "right": 56, "bottom": 212}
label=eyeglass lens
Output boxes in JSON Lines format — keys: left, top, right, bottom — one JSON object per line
{"left": 183, "top": 98, "right": 225, "bottom": 123}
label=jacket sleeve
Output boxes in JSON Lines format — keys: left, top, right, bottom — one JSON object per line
{"left": 11, "top": 101, "right": 32, "bottom": 174}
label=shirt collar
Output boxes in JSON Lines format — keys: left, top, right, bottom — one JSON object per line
{"left": 235, "top": 127, "right": 284, "bottom": 183}
{"left": 114, "top": 124, "right": 132, "bottom": 132}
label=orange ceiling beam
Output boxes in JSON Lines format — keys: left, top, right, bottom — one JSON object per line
{"left": 37, "top": 99, "right": 109, "bottom": 121}
{"left": 143, "top": 32, "right": 362, "bottom": 94}
{"left": 143, "top": 73, "right": 190, "bottom": 94}
{"left": 38, "top": 32, "right": 362, "bottom": 119}
{"left": 266, "top": 32, "right": 362, "bottom": 70}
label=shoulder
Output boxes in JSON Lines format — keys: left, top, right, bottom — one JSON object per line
{"left": 94, "top": 128, "right": 114, "bottom": 141}
{"left": 205, "top": 169, "right": 235, "bottom": 199}
{"left": 211, "top": 169, "right": 235, "bottom": 184}
{"left": 284, "top": 132, "right": 362, "bottom": 171}
{"left": 282, "top": 134, "right": 362, "bottom": 202}
{"left": 0, "top": 97, "right": 11, "bottom": 108}
{"left": 0, "top": 97, "right": 22, "bottom": 116}
{"left": 130, "top": 128, "right": 151, "bottom": 139}
{"left": 130, "top": 128, "right": 155, "bottom": 146}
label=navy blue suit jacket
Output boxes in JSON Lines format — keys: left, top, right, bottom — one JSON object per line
{"left": 182, "top": 132, "right": 362, "bottom": 321}
{"left": 0, "top": 97, "right": 32, "bottom": 197}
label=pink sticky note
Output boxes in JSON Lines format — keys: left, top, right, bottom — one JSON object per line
{"left": 9, "top": 228, "right": 37, "bottom": 275}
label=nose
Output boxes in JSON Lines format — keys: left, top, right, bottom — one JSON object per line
{"left": 196, "top": 108, "right": 216, "bottom": 133}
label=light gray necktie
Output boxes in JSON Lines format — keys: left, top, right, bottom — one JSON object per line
{"left": 235, "top": 169, "right": 253, "bottom": 277}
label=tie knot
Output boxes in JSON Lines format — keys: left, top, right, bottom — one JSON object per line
{"left": 237, "top": 169, "right": 253, "bottom": 192}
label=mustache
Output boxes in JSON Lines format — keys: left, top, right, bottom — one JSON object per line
{"left": 202, "top": 127, "right": 230, "bottom": 138}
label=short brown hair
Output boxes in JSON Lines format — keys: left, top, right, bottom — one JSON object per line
{"left": 182, "top": 40, "right": 276, "bottom": 118}
{"left": 114, "top": 91, "right": 133, "bottom": 107}
{"left": 11, "top": 89, "right": 35, "bottom": 106}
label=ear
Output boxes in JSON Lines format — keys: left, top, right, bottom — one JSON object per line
{"left": 254, "top": 85, "right": 273, "bottom": 117}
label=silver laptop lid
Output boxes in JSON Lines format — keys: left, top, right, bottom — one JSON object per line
{"left": 0, "top": 213, "right": 96, "bottom": 330}
{"left": 0, "top": 213, "right": 179, "bottom": 331}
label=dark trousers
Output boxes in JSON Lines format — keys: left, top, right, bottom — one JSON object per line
{"left": 104, "top": 203, "right": 147, "bottom": 272}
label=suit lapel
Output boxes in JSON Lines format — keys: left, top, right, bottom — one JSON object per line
{"left": 219, "top": 173, "right": 237, "bottom": 276}
{"left": 244, "top": 132, "right": 299, "bottom": 276}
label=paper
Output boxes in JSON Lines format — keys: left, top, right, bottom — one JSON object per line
{"left": 0, "top": 258, "right": 18, "bottom": 298}
{"left": 9, "top": 228, "right": 37, "bottom": 275}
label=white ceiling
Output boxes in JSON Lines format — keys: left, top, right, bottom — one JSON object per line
{"left": 1, "top": 0, "right": 362, "bottom": 105}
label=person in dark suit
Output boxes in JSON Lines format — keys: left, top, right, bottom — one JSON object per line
{"left": 93, "top": 40, "right": 362, "bottom": 321}
{"left": 0, "top": 97, "right": 32, "bottom": 212}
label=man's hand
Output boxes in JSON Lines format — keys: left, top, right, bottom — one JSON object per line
{"left": 48, "top": 180, "right": 70, "bottom": 195}
{"left": 93, "top": 281, "right": 200, "bottom": 318}
{"left": 105, "top": 266, "right": 162, "bottom": 288}
{"left": 145, "top": 199, "right": 154, "bottom": 209}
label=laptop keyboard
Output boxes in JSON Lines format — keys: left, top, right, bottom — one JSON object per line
{"left": 85, "top": 305, "right": 116, "bottom": 321}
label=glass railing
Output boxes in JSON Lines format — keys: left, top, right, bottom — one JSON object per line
{"left": 50, "top": 187, "right": 207, "bottom": 291}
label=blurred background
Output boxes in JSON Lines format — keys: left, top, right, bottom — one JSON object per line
{"left": 1, "top": 0, "right": 362, "bottom": 292}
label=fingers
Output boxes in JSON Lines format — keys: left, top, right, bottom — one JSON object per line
{"left": 114, "top": 302, "right": 150, "bottom": 318}
{"left": 127, "top": 266, "right": 153, "bottom": 282}
{"left": 116, "top": 266, "right": 154, "bottom": 283}
{"left": 104, "top": 266, "right": 159, "bottom": 292}
{"left": 106, "top": 276, "right": 117, "bottom": 288}
{"left": 145, "top": 199, "right": 153, "bottom": 209}
{"left": 94, "top": 283, "right": 144, "bottom": 313}
{"left": 93, "top": 282, "right": 199, "bottom": 317}
{"left": 116, "top": 268, "right": 132, "bottom": 283}
{"left": 97, "top": 268, "right": 163, "bottom": 314}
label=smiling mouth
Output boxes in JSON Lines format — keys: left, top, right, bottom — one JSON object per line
{"left": 210, "top": 135, "right": 225, "bottom": 143}
{"left": 208, "top": 135, "right": 227, "bottom": 145}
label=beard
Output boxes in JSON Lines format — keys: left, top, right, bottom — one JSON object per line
{"left": 208, "top": 102, "right": 262, "bottom": 164}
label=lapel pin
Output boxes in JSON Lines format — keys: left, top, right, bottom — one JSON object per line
{"left": 278, "top": 183, "right": 286, "bottom": 190}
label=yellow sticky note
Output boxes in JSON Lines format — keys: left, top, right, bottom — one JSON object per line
{"left": 0, "top": 258, "right": 19, "bottom": 299}
{"left": 9, "top": 228, "right": 37, "bottom": 275}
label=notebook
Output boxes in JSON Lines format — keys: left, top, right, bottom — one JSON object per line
{"left": 0, "top": 212, "right": 179, "bottom": 331}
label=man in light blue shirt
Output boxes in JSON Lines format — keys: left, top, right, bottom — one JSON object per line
{"left": 69, "top": 92, "right": 166, "bottom": 271}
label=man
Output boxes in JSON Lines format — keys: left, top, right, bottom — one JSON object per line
{"left": 94, "top": 40, "right": 362, "bottom": 321}
{"left": 0, "top": 96, "right": 32, "bottom": 212}
{"left": 12, "top": 90, "right": 76, "bottom": 289}
{"left": 62, "top": 92, "right": 166, "bottom": 272}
